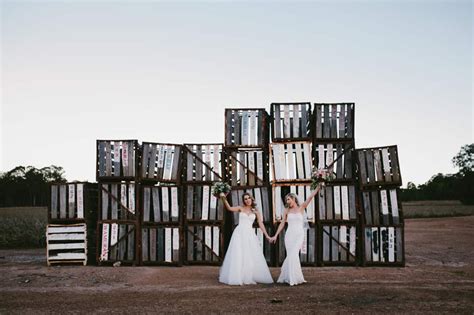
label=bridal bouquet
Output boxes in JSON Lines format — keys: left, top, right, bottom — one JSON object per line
{"left": 211, "top": 181, "right": 231, "bottom": 198}
{"left": 311, "top": 168, "right": 334, "bottom": 190}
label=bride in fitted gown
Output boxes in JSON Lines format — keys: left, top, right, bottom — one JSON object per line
{"left": 219, "top": 192, "right": 273, "bottom": 285}
{"left": 271, "top": 187, "right": 321, "bottom": 286}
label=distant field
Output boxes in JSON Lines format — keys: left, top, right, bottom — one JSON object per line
{"left": 0, "top": 207, "right": 47, "bottom": 248}
{"left": 402, "top": 200, "right": 474, "bottom": 218}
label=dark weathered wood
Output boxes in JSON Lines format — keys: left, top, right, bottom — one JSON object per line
{"left": 347, "top": 104, "right": 353, "bottom": 138}
{"left": 389, "top": 146, "right": 401, "bottom": 183}
{"left": 358, "top": 151, "right": 367, "bottom": 184}
{"left": 323, "top": 105, "right": 330, "bottom": 138}
{"left": 315, "top": 105, "right": 322, "bottom": 138}
{"left": 338, "top": 104, "right": 346, "bottom": 138}
{"left": 366, "top": 151, "right": 375, "bottom": 183}
{"left": 234, "top": 111, "right": 241, "bottom": 145}
{"left": 370, "top": 191, "right": 380, "bottom": 225}
{"left": 330, "top": 105, "right": 337, "bottom": 138}
{"left": 225, "top": 109, "right": 232, "bottom": 145}
{"left": 348, "top": 186, "right": 356, "bottom": 220}
{"left": 326, "top": 186, "right": 333, "bottom": 220}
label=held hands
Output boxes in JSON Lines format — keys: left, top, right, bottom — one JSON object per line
{"left": 266, "top": 235, "right": 277, "bottom": 244}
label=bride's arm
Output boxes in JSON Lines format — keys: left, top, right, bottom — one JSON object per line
{"left": 220, "top": 193, "right": 241, "bottom": 212}
{"left": 299, "top": 185, "right": 322, "bottom": 212}
{"left": 255, "top": 211, "right": 271, "bottom": 240}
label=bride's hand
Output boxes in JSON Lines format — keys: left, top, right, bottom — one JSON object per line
{"left": 219, "top": 192, "right": 226, "bottom": 198}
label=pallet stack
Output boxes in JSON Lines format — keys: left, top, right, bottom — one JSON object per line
{"left": 223, "top": 108, "right": 274, "bottom": 265}
{"left": 356, "top": 145, "right": 404, "bottom": 266}
{"left": 313, "top": 103, "right": 358, "bottom": 266}
{"left": 269, "top": 103, "right": 318, "bottom": 266}
{"left": 183, "top": 143, "right": 225, "bottom": 265}
{"left": 47, "top": 182, "right": 97, "bottom": 265}
{"left": 139, "top": 142, "right": 183, "bottom": 265}
{"left": 96, "top": 140, "right": 139, "bottom": 265}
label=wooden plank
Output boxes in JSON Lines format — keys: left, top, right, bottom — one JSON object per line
{"left": 373, "top": 150, "right": 383, "bottom": 182}
{"left": 257, "top": 110, "right": 263, "bottom": 146}
{"left": 349, "top": 226, "right": 356, "bottom": 260}
{"left": 67, "top": 184, "right": 75, "bottom": 219}
{"left": 204, "top": 226, "right": 212, "bottom": 261}
{"left": 48, "top": 243, "right": 86, "bottom": 250}
{"left": 326, "top": 144, "right": 334, "bottom": 174}
{"left": 128, "top": 141, "right": 134, "bottom": 177}
{"left": 365, "top": 228, "right": 372, "bottom": 262}
{"left": 157, "top": 144, "right": 165, "bottom": 179}
{"left": 195, "top": 185, "right": 202, "bottom": 219}
{"left": 98, "top": 141, "right": 106, "bottom": 177}
{"left": 295, "top": 143, "right": 304, "bottom": 180}
{"left": 113, "top": 143, "right": 121, "bottom": 177}
{"left": 318, "top": 185, "right": 326, "bottom": 220}
{"left": 195, "top": 145, "right": 203, "bottom": 181}
{"left": 105, "top": 142, "right": 112, "bottom": 176}
{"left": 366, "top": 150, "right": 375, "bottom": 183}
{"left": 293, "top": 104, "right": 300, "bottom": 139}
{"left": 287, "top": 143, "right": 295, "bottom": 180}
{"left": 231, "top": 151, "right": 237, "bottom": 186}
{"left": 201, "top": 186, "right": 210, "bottom": 220}
{"left": 362, "top": 191, "right": 372, "bottom": 224}
{"left": 152, "top": 187, "right": 161, "bottom": 222}
{"left": 305, "top": 185, "right": 314, "bottom": 221}
{"left": 186, "top": 186, "right": 193, "bottom": 220}
{"left": 173, "top": 228, "right": 180, "bottom": 262}
{"left": 371, "top": 191, "right": 380, "bottom": 225}
{"left": 388, "top": 227, "right": 395, "bottom": 262}
{"left": 171, "top": 146, "right": 181, "bottom": 181}
{"left": 225, "top": 109, "right": 232, "bottom": 145}
{"left": 331, "top": 226, "right": 339, "bottom": 261}
{"left": 49, "top": 253, "right": 87, "bottom": 260}
{"left": 59, "top": 185, "right": 67, "bottom": 219}
{"left": 390, "top": 189, "right": 400, "bottom": 224}
{"left": 164, "top": 145, "right": 174, "bottom": 180}
{"left": 158, "top": 228, "right": 165, "bottom": 262}
{"left": 127, "top": 225, "right": 135, "bottom": 261}
{"left": 128, "top": 184, "right": 135, "bottom": 215}
{"left": 339, "top": 226, "right": 347, "bottom": 261}
{"left": 149, "top": 228, "right": 157, "bottom": 261}
{"left": 142, "top": 143, "right": 150, "bottom": 178}
{"left": 346, "top": 105, "right": 353, "bottom": 138}
{"left": 323, "top": 226, "right": 330, "bottom": 261}
{"left": 308, "top": 227, "right": 315, "bottom": 263}
{"left": 261, "top": 187, "right": 270, "bottom": 222}
{"left": 358, "top": 151, "right": 367, "bottom": 184}
{"left": 248, "top": 151, "right": 255, "bottom": 186}
{"left": 209, "top": 187, "right": 217, "bottom": 220}
{"left": 256, "top": 151, "right": 264, "bottom": 184}
{"left": 196, "top": 226, "right": 203, "bottom": 261}
{"left": 380, "top": 190, "right": 390, "bottom": 224}
{"left": 274, "top": 186, "right": 282, "bottom": 221}
{"left": 317, "top": 145, "right": 324, "bottom": 169}
{"left": 254, "top": 187, "right": 263, "bottom": 219}
{"left": 118, "top": 225, "right": 126, "bottom": 260}
{"left": 323, "top": 105, "right": 330, "bottom": 138}
{"left": 372, "top": 227, "right": 379, "bottom": 262}
{"left": 330, "top": 104, "right": 337, "bottom": 138}
{"left": 100, "top": 224, "right": 110, "bottom": 261}
{"left": 234, "top": 111, "right": 241, "bottom": 145}
{"left": 76, "top": 184, "right": 84, "bottom": 219}
{"left": 344, "top": 145, "right": 352, "bottom": 179}
{"left": 315, "top": 105, "right": 322, "bottom": 138}
{"left": 239, "top": 152, "right": 246, "bottom": 186}
{"left": 101, "top": 185, "right": 108, "bottom": 220}
{"left": 111, "top": 184, "right": 118, "bottom": 220}
{"left": 348, "top": 186, "right": 356, "bottom": 220}
{"left": 380, "top": 227, "right": 387, "bottom": 262}
{"left": 51, "top": 185, "right": 58, "bottom": 219}
{"left": 143, "top": 187, "right": 150, "bottom": 222}
{"left": 203, "top": 145, "right": 211, "bottom": 181}
{"left": 241, "top": 110, "right": 249, "bottom": 146}
{"left": 333, "top": 186, "right": 341, "bottom": 220}
{"left": 381, "top": 148, "right": 391, "bottom": 182}
{"left": 162, "top": 187, "right": 170, "bottom": 222}
{"left": 336, "top": 145, "right": 343, "bottom": 179}
{"left": 338, "top": 104, "right": 346, "bottom": 138}
{"left": 326, "top": 186, "right": 333, "bottom": 220}
{"left": 165, "top": 228, "right": 172, "bottom": 262}
{"left": 212, "top": 145, "right": 220, "bottom": 181}
{"left": 187, "top": 227, "right": 193, "bottom": 261}
{"left": 250, "top": 110, "right": 257, "bottom": 145}
{"left": 390, "top": 146, "right": 401, "bottom": 182}
{"left": 301, "top": 104, "right": 308, "bottom": 138}
{"left": 231, "top": 191, "right": 239, "bottom": 225}
{"left": 303, "top": 142, "right": 312, "bottom": 179}
{"left": 341, "top": 186, "right": 349, "bottom": 220}
{"left": 171, "top": 187, "right": 179, "bottom": 221}
{"left": 186, "top": 149, "right": 193, "bottom": 182}
{"left": 48, "top": 225, "right": 86, "bottom": 233}
{"left": 142, "top": 228, "right": 149, "bottom": 262}
{"left": 283, "top": 105, "right": 290, "bottom": 138}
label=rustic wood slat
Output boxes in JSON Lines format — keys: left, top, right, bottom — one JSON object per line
{"left": 390, "top": 189, "right": 400, "bottom": 224}
{"left": 348, "top": 186, "right": 356, "bottom": 220}
{"left": 186, "top": 186, "right": 193, "bottom": 220}
{"left": 257, "top": 110, "right": 263, "bottom": 146}
{"left": 105, "top": 142, "right": 112, "bottom": 176}
{"left": 295, "top": 143, "right": 304, "bottom": 180}
{"left": 323, "top": 105, "right": 330, "bottom": 138}
{"left": 234, "top": 111, "right": 241, "bottom": 145}
{"left": 390, "top": 146, "right": 401, "bottom": 183}
{"left": 127, "top": 225, "right": 134, "bottom": 261}
{"left": 346, "top": 105, "right": 353, "bottom": 138}
{"left": 372, "top": 227, "right": 379, "bottom": 262}
{"left": 98, "top": 141, "right": 106, "bottom": 177}
{"left": 162, "top": 187, "right": 170, "bottom": 222}
{"left": 339, "top": 226, "right": 347, "bottom": 261}
{"left": 344, "top": 146, "right": 352, "bottom": 179}
{"left": 101, "top": 185, "right": 108, "bottom": 220}
{"left": 173, "top": 228, "right": 180, "bottom": 262}
{"left": 283, "top": 106, "right": 290, "bottom": 138}
{"left": 274, "top": 105, "right": 281, "bottom": 139}
{"left": 195, "top": 145, "right": 203, "bottom": 181}
{"left": 239, "top": 152, "right": 246, "bottom": 186}
{"left": 364, "top": 228, "right": 372, "bottom": 262}
{"left": 143, "top": 187, "right": 150, "bottom": 222}
{"left": 165, "top": 228, "right": 172, "bottom": 262}
{"left": 111, "top": 184, "right": 118, "bottom": 220}
{"left": 142, "top": 228, "right": 149, "bottom": 261}
{"left": 336, "top": 145, "right": 343, "bottom": 178}
{"left": 225, "top": 109, "right": 232, "bottom": 145}
{"left": 331, "top": 226, "right": 339, "bottom": 261}
{"left": 287, "top": 143, "right": 295, "bottom": 180}
{"left": 51, "top": 185, "right": 58, "bottom": 219}
{"left": 315, "top": 105, "right": 322, "bottom": 138}
{"left": 201, "top": 186, "right": 209, "bottom": 220}
{"left": 231, "top": 151, "right": 237, "bottom": 186}
{"left": 67, "top": 184, "right": 75, "bottom": 219}
{"left": 380, "top": 190, "right": 390, "bottom": 225}
{"left": 248, "top": 152, "right": 255, "bottom": 186}
{"left": 323, "top": 226, "right": 330, "bottom": 261}
{"left": 382, "top": 148, "right": 391, "bottom": 182}
{"left": 209, "top": 188, "right": 217, "bottom": 220}
{"left": 341, "top": 186, "right": 349, "bottom": 220}
{"left": 388, "top": 227, "right": 395, "bottom": 262}
{"left": 371, "top": 191, "right": 380, "bottom": 225}
{"left": 349, "top": 227, "right": 356, "bottom": 260}
{"left": 303, "top": 143, "right": 312, "bottom": 179}
{"left": 358, "top": 151, "right": 367, "bottom": 184}
{"left": 241, "top": 111, "right": 249, "bottom": 146}
{"left": 59, "top": 185, "right": 67, "bottom": 219}
{"left": 396, "top": 227, "right": 403, "bottom": 262}
{"left": 362, "top": 191, "right": 372, "bottom": 224}
{"left": 330, "top": 105, "right": 337, "bottom": 138}
{"left": 318, "top": 186, "right": 326, "bottom": 220}
{"left": 333, "top": 186, "right": 341, "bottom": 220}
{"left": 338, "top": 104, "right": 346, "bottom": 138}
{"left": 301, "top": 105, "right": 308, "bottom": 138}
{"left": 326, "top": 186, "right": 333, "bottom": 220}
{"left": 113, "top": 143, "right": 121, "bottom": 178}
{"left": 293, "top": 104, "right": 300, "bottom": 139}
{"left": 366, "top": 150, "right": 375, "bottom": 183}
{"left": 150, "top": 228, "right": 157, "bottom": 261}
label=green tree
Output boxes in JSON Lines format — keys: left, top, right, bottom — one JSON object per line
{"left": 452, "top": 143, "right": 474, "bottom": 175}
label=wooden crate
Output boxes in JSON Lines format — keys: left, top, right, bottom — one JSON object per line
{"left": 139, "top": 142, "right": 182, "bottom": 183}
{"left": 276, "top": 223, "right": 317, "bottom": 266}
{"left": 97, "top": 222, "right": 137, "bottom": 265}
{"left": 185, "top": 224, "right": 223, "bottom": 265}
{"left": 272, "top": 183, "right": 316, "bottom": 223}
{"left": 362, "top": 225, "right": 404, "bottom": 266}
{"left": 97, "top": 140, "right": 138, "bottom": 180}
{"left": 183, "top": 143, "right": 224, "bottom": 183}
{"left": 46, "top": 223, "right": 87, "bottom": 266}
{"left": 99, "top": 182, "right": 138, "bottom": 221}
{"left": 141, "top": 184, "right": 181, "bottom": 224}
{"left": 313, "top": 103, "right": 355, "bottom": 142}
{"left": 270, "top": 103, "right": 312, "bottom": 141}
{"left": 320, "top": 223, "right": 358, "bottom": 266}
{"left": 49, "top": 182, "right": 97, "bottom": 223}
{"left": 185, "top": 185, "right": 224, "bottom": 222}
{"left": 317, "top": 183, "right": 357, "bottom": 221}
{"left": 141, "top": 226, "right": 181, "bottom": 266}
{"left": 270, "top": 142, "right": 313, "bottom": 182}
{"left": 356, "top": 145, "right": 402, "bottom": 188}
{"left": 314, "top": 143, "right": 354, "bottom": 181}
{"left": 224, "top": 108, "right": 269, "bottom": 148}
{"left": 229, "top": 186, "right": 272, "bottom": 224}
{"left": 361, "top": 188, "right": 403, "bottom": 225}
{"left": 224, "top": 148, "right": 269, "bottom": 187}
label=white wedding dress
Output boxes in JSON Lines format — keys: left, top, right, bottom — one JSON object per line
{"left": 277, "top": 212, "right": 306, "bottom": 286}
{"left": 219, "top": 212, "right": 273, "bottom": 285}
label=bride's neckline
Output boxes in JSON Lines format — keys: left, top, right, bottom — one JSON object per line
{"left": 240, "top": 210, "right": 255, "bottom": 217}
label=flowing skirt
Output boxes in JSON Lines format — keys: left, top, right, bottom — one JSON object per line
{"left": 277, "top": 226, "right": 306, "bottom": 286}
{"left": 219, "top": 225, "right": 273, "bottom": 285}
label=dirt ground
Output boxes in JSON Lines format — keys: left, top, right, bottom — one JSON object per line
{"left": 1, "top": 216, "right": 473, "bottom": 314}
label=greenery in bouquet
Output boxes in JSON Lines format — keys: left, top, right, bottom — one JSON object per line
{"left": 211, "top": 181, "right": 231, "bottom": 197}
{"left": 311, "top": 168, "right": 335, "bottom": 190}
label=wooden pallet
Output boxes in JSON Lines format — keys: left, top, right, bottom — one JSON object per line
{"left": 356, "top": 145, "right": 402, "bottom": 188}
{"left": 272, "top": 183, "right": 316, "bottom": 223}
{"left": 317, "top": 184, "right": 357, "bottom": 221}
{"left": 99, "top": 182, "right": 138, "bottom": 221}
{"left": 47, "top": 224, "right": 87, "bottom": 266}
{"left": 225, "top": 149, "right": 268, "bottom": 187}
{"left": 320, "top": 223, "right": 357, "bottom": 266}
{"left": 362, "top": 225, "right": 404, "bottom": 266}
{"left": 225, "top": 108, "right": 269, "bottom": 148}
{"left": 270, "top": 103, "right": 312, "bottom": 141}
{"left": 276, "top": 223, "right": 317, "bottom": 266}
{"left": 314, "top": 143, "right": 354, "bottom": 181}
{"left": 361, "top": 188, "right": 403, "bottom": 225}
{"left": 185, "top": 185, "right": 224, "bottom": 222}
{"left": 97, "top": 222, "right": 137, "bottom": 265}
{"left": 140, "top": 142, "right": 182, "bottom": 183}
{"left": 142, "top": 184, "right": 180, "bottom": 224}
{"left": 97, "top": 140, "right": 138, "bottom": 180}
{"left": 183, "top": 143, "right": 224, "bottom": 183}
{"left": 270, "top": 142, "right": 313, "bottom": 182}
{"left": 50, "top": 182, "right": 96, "bottom": 222}
{"left": 185, "top": 224, "right": 223, "bottom": 265}
{"left": 141, "top": 226, "right": 181, "bottom": 265}
{"left": 229, "top": 186, "right": 272, "bottom": 223}
{"left": 313, "top": 103, "right": 355, "bottom": 142}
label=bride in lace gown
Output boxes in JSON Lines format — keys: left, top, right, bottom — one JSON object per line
{"left": 271, "top": 187, "right": 320, "bottom": 286}
{"left": 218, "top": 192, "right": 274, "bottom": 285}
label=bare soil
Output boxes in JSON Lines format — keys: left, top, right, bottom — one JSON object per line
{"left": 0, "top": 216, "right": 473, "bottom": 314}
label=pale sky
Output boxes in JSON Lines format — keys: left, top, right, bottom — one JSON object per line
{"left": 1, "top": 0, "right": 473, "bottom": 186}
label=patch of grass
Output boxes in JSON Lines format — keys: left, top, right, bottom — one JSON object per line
{"left": 0, "top": 217, "right": 47, "bottom": 248}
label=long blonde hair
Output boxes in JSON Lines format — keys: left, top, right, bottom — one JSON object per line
{"left": 284, "top": 193, "right": 300, "bottom": 208}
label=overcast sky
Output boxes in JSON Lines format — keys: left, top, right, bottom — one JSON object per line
{"left": 1, "top": 0, "right": 472, "bottom": 185}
